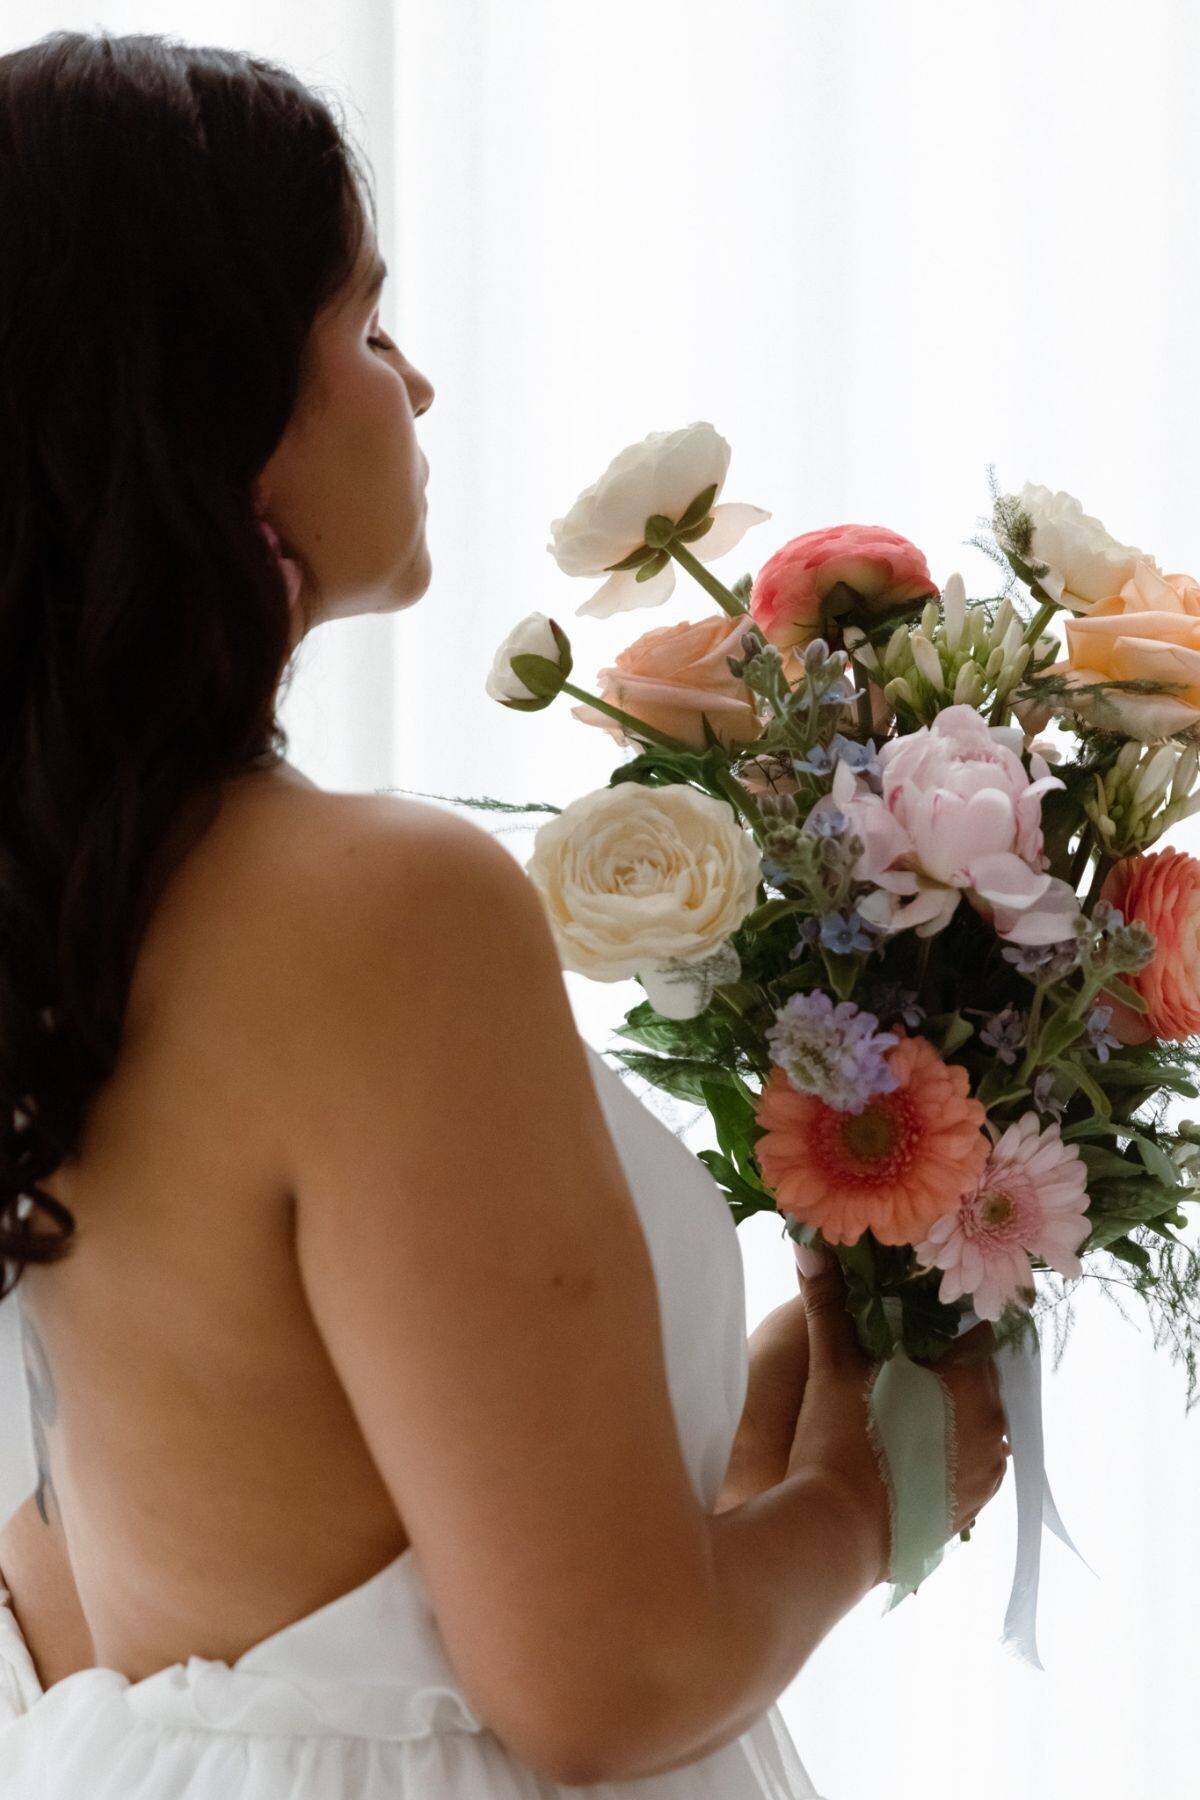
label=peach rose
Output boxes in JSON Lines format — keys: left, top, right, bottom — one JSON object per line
{"left": 1099, "top": 849, "right": 1200, "bottom": 1043}
{"left": 1046, "top": 607, "right": 1200, "bottom": 739}
{"left": 569, "top": 613, "right": 764, "bottom": 751}
{"left": 749, "top": 523, "right": 939, "bottom": 656}
{"left": 1084, "top": 563, "right": 1200, "bottom": 619}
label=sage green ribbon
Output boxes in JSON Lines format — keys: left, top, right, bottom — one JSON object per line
{"left": 868, "top": 1297, "right": 954, "bottom": 1607}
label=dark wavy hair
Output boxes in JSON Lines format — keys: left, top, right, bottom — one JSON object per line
{"left": 0, "top": 30, "right": 375, "bottom": 1294}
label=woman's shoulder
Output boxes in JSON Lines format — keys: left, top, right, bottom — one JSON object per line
{"left": 126, "top": 766, "right": 490, "bottom": 1055}
{"left": 174, "top": 768, "right": 529, "bottom": 1033}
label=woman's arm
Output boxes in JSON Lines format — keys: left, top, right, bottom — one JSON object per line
{"left": 714, "top": 1294, "right": 811, "bottom": 1514}
{"left": 0, "top": 1494, "right": 93, "bottom": 1688}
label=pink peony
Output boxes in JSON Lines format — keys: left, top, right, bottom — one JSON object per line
{"left": 817, "top": 704, "right": 1069, "bottom": 943}
{"left": 749, "top": 523, "right": 939, "bottom": 655}
{"left": 1098, "top": 849, "right": 1200, "bottom": 1044}
{"left": 915, "top": 1114, "right": 1090, "bottom": 1322}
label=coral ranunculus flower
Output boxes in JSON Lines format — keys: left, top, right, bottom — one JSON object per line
{"left": 749, "top": 523, "right": 939, "bottom": 656}
{"left": 754, "top": 1034, "right": 990, "bottom": 1246}
{"left": 1099, "top": 849, "right": 1200, "bottom": 1043}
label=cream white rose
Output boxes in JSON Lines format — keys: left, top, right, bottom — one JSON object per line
{"left": 525, "top": 781, "right": 763, "bottom": 984}
{"left": 1003, "top": 483, "right": 1158, "bottom": 614}
{"left": 485, "top": 611, "right": 569, "bottom": 706}
{"left": 547, "top": 421, "right": 771, "bottom": 621}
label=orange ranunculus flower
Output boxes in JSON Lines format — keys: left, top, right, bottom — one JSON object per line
{"left": 570, "top": 613, "right": 763, "bottom": 751}
{"left": 1099, "top": 849, "right": 1200, "bottom": 1044}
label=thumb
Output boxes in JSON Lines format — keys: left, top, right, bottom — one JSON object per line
{"left": 793, "top": 1240, "right": 860, "bottom": 1375}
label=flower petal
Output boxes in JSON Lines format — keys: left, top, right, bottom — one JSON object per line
{"left": 686, "top": 501, "right": 773, "bottom": 564}
{"left": 575, "top": 563, "right": 678, "bottom": 619}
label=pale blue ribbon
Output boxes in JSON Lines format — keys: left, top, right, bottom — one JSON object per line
{"left": 869, "top": 1302, "right": 1093, "bottom": 1666}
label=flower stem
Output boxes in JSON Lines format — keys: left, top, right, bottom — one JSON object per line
{"left": 1068, "top": 827, "right": 1094, "bottom": 889}
{"left": 1016, "top": 982, "right": 1049, "bottom": 1083}
{"left": 1022, "top": 598, "right": 1057, "bottom": 649}
{"left": 1084, "top": 851, "right": 1116, "bottom": 911}
{"left": 851, "top": 656, "right": 874, "bottom": 740}
{"left": 560, "top": 680, "right": 695, "bottom": 752}
{"left": 710, "top": 764, "right": 765, "bottom": 835}
{"left": 668, "top": 541, "right": 747, "bottom": 617}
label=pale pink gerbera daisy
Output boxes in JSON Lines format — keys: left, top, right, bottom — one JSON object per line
{"left": 915, "top": 1113, "right": 1091, "bottom": 1322}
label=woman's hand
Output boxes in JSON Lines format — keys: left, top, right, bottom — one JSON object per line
{"left": 786, "top": 1246, "right": 1010, "bottom": 1589}
{"left": 713, "top": 1292, "right": 811, "bottom": 1512}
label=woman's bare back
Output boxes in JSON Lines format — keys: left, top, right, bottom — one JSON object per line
{"left": 1, "top": 764, "right": 413, "bottom": 1681}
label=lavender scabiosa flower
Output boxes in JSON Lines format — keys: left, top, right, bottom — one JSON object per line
{"left": 979, "top": 1004, "right": 1026, "bottom": 1066}
{"left": 765, "top": 991, "right": 900, "bottom": 1113}
{"left": 1085, "top": 1003, "right": 1121, "bottom": 1062}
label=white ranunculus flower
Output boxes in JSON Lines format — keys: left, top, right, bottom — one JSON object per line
{"left": 547, "top": 421, "right": 771, "bottom": 621}
{"left": 485, "top": 611, "right": 569, "bottom": 707}
{"left": 1006, "top": 484, "right": 1158, "bottom": 614}
{"left": 525, "top": 781, "right": 763, "bottom": 991}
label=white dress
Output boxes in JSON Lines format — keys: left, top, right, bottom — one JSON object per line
{"left": 0, "top": 1040, "right": 824, "bottom": 1797}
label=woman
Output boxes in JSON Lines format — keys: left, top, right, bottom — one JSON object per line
{"left": 0, "top": 29, "right": 1009, "bottom": 1797}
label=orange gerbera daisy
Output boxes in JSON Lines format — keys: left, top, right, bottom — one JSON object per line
{"left": 754, "top": 1033, "right": 990, "bottom": 1246}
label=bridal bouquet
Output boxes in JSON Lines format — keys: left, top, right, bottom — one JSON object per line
{"left": 423, "top": 421, "right": 1200, "bottom": 1657}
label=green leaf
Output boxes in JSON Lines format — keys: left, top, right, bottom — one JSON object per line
{"left": 1070, "top": 1061, "right": 1112, "bottom": 1119}
{"left": 508, "top": 652, "right": 565, "bottom": 700}
{"left": 744, "top": 896, "right": 809, "bottom": 933}
{"left": 975, "top": 1060, "right": 1018, "bottom": 1105}
{"left": 925, "top": 1010, "right": 974, "bottom": 1055}
{"left": 1038, "top": 1010, "right": 1087, "bottom": 1061}
{"left": 1062, "top": 1117, "right": 1126, "bottom": 1142}
{"left": 607, "top": 745, "right": 728, "bottom": 791}
{"left": 674, "top": 483, "right": 720, "bottom": 533}
{"left": 1135, "top": 1133, "right": 1183, "bottom": 1189}
{"left": 845, "top": 1290, "right": 897, "bottom": 1360}
{"left": 1085, "top": 1056, "right": 1197, "bottom": 1094}
{"left": 897, "top": 1280, "right": 963, "bottom": 1362}
{"left": 1079, "top": 1143, "right": 1143, "bottom": 1182}
{"left": 608, "top": 1049, "right": 738, "bottom": 1105}
{"left": 695, "top": 1149, "right": 777, "bottom": 1222}
{"left": 1106, "top": 1234, "right": 1153, "bottom": 1271}
{"left": 821, "top": 949, "right": 860, "bottom": 1001}
{"left": 1105, "top": 975, "right": 1148, "bottom": 1014}
{"left": 699, "top": 1075, "right": 766, "bottom": 1187}
{"left": 610, "top": 1000, "right": 733, "bottom": 1059}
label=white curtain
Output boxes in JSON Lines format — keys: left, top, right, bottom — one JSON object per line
{"left": 7, "top": 2, "right": 1200, "bottom": 1793}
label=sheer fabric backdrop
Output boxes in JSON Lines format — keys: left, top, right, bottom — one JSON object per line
{"left": 4, "top": 2, "right": 1199, "bottom": 1793}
